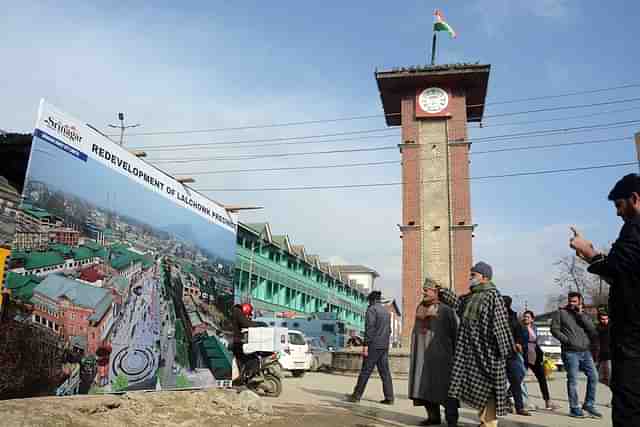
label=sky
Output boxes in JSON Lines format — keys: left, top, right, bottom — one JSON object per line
{"left": 26, "top": 134, "right": 237, "bottom": 263}
{"left": 2, "top": 0, "right": 640, "bottom": 314}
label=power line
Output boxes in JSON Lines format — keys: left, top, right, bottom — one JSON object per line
{"left": 474, "top": 97, "right": 640, "bottom": 120}
{"left": 116, "top": 82, "right": 640, "bottom": 137}
{"left": 193, "top": 161, "right": 637, "bottom": 192}
{"left": 136, "top": 114, "right": 640, "bottom": 153}
{"left": 165, "top": 135, "right": 631, "bottom": 176}
{"left": 151, "top": 145, "right": 398, "bottom": 164}
{"left": 133, "top": 128, "right": 397, "bottom": 150}
{"left": 483, "top": 105, "right": 640, "bottom": 129}
{"left": 147, "top": 120, "right": 640, "bottom": 163}
{"left": 136, "top": 107, "right": 640, "bottom": 153}
{"left": 468, "top": 83, "right": 640, "bottom": 108}
{"left": 469, "top": 119, "right": 640, "bottom": 144}
{"left": 472, "top": 136, "right": 630, "bottom": 155}
{"left": 172, "top": 160, "right": 401, "bottom": 176}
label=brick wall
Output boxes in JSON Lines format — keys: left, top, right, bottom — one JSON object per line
{"left": 399, "top": 86, "right": 475, "bottom": 341}
{"left": 400, "top": 96, "right": 421, "bottom": 341}
{"left": 447, "top": 90, "right": 473, "bottom": 294}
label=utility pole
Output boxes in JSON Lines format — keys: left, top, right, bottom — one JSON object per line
{"left": 635, "top": 132, "right": 640, "bottom": 174}
{"left": 108, "top": 112, "right": 140, "bottom": 146}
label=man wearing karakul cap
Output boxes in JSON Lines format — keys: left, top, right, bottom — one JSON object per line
{"left": 439, "top": 262, "right": 515, "bottom": 427}
{"left": 409, "top": 276, "right": 459, "bottom": 426}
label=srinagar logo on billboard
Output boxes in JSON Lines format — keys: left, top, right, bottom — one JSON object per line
{"left": 44, "top": 116, "right": 83, "bottom": 145}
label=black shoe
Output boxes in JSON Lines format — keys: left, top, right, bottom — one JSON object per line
{"left": 379, "top": 399, "right": 394, "bottom": 405}
{"left": 419, "top": 419, "right": 441, "bottom": 426}
{"left": 345, "top": 394, "right": 360, "bottom": 403}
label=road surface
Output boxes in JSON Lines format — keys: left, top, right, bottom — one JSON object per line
{"left": 109, "top": 271, "right": 161, "bottom": 390}
{"left": 279, "top": 370, "right": 613, "bottom": 427}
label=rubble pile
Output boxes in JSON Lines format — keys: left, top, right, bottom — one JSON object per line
{"left": 0, "top": 388, "right": 276, "bottom": 427}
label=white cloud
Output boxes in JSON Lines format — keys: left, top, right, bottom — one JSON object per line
{"left": 473, "top": 0, "right": 572, "bottom": 38}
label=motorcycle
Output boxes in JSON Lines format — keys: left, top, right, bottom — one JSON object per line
{"left": 238, "top": 351, "right": 283, "bottom": 397}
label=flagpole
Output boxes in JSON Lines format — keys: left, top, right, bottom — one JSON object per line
{"left": 430, "top": 32, "right": 437, "bottom": 65}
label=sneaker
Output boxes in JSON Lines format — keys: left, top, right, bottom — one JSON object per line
{"left": 583, "top": 406, "right": 603, "bottom": 418}
{"left": 569, "top": 408, "right": 586, "bottom": 418}
{"left": 379, "top": 399, "right": 394, "bottom": 405}
{"left": 516, "top": 409, "right": 532, "bottom": 416}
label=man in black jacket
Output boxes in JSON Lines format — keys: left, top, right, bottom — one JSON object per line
{"left": 570, "top": 173, "right": 640, "bottom": 427}
{"left": 347, "top": 290, "right": 394, "bottom": 404}
{"left": 230, "top": 303, "right": 260, "bottom": 370}
{"left": 596, "top": 311, "right": 612, "bottom": 387}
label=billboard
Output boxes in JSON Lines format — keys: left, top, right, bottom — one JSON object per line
{"left": 1, "top": 100, "right": 237, "bottom": 398}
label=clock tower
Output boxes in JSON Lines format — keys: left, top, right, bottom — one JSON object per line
{"left": 375, "top": 63, "right": 490, "bottom": 343}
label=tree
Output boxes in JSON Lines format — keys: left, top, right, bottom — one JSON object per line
{"left": 544, "top": 293, "right": 566, "bottom": 313}
{"left": 554, "top": 254, "right": 609, "bottom": 307}
{"left": 112, "top": 373, "right": 128, "bottom": 392}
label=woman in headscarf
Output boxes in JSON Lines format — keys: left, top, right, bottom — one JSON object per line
{"left": 409, "top": 277, "right": 459, "bottom": 427}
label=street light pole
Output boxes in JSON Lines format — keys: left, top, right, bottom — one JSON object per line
{"left": 108, "top": 112, "right": 140, "bottom": 147}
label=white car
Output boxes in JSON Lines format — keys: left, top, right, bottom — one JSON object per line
{"left": 279, "top": 330, "right": 312, "bottom": 377}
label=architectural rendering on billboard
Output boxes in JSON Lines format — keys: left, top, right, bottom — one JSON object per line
{"left": 1, "top": 100, "right": 237, "bottom": 398}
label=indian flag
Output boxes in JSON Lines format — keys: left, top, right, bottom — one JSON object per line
{"left": 433, "top": 9, "right": 456, "bottom": 38}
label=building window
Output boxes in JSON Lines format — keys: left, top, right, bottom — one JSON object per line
{"left": 321, "top": 324, "right": 335, "bottom": 333}
{"left": 35, "top": 314, "right": 40, "bottom": 323}
{"left": 70, "top": 312, "right": 76, "bottom": 320}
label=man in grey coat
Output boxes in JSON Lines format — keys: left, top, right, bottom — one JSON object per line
{"left": 409, "top": 277, "right": 459, "bottom": 426}
{"left": 551, "top": 291, "right": 601, "bottom": 419}
{"left": 347, "top": 290, "right": 394, "bottom": 404}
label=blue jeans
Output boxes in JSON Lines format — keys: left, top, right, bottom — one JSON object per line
{"left": 506, "top": 353, "right": 526, "bottom": 410}
{"left": 561, "top": 351, "right": 598, "bottom": 410}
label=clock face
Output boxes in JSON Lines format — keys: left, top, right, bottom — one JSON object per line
{"left": 418, "top": 87, "right": 449, "bottom": 114}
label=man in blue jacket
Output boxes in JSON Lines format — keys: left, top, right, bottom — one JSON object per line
{"left": 347, "top": 290, "right": 394, "bottom": 404}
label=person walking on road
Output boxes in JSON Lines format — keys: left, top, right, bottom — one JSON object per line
{"left": 569, "top": 173, "right": 640, "bottom": 426}
{"left": 502, "top": 295, "right": 530, "bottom": 416}
{"left": 521, "top": 310, "right": 559, "bottom": 411}
{"left": 439, "top": 262, "right": 515, "bottom": 427}
{"left": 409, "top": 277, "right": 459, "bottom": 427}
{"left": 347, "top": 290, "right": 394, "bottom": 405}
{"left": 551, "top": 292, "right": 601, "bottom": 419}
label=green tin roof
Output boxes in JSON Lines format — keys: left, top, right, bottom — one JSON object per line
{"left": 72, "top": 246, "right": 93, "bottom": 261}
{"left": 49, "top": 244, "right": 72, "bottom": 256}
{"left": 22, "top": 206, "right": 53, "bottom": 219}
{"left": 24, "top": 251, "right": 65, "bottom": 270}
{"left": 110, "top": 254, "right": 134, "bottom": 271}
{"left": 5, "top": 272, "right": 41, "bottom": 302}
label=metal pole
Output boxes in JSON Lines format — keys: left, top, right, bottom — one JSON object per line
{"left": 634, "top": 132, "right": 640, "bottom": 174}
{"left": 119, "top": 116, "right": 125, "bottom": 146}
{"left": 430, "top": 33, "right": 437, "bottom": 65}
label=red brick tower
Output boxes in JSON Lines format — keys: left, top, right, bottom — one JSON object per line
{"left": 375, "top": 64, "right": 490, "bottom": 342}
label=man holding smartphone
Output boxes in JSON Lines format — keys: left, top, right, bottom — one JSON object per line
{"left": 570, "top": 173, "right": 640, "bottom": 426}
{"left": 551, "top": 292, "right": 600, "bottom": 418}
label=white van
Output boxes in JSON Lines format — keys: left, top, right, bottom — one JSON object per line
{"left": 279, "top": 330, "right": 312, "bottom": 377}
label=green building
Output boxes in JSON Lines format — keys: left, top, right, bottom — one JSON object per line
{"left": 234, "top": 222, "right": 370, "bottom": 333}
